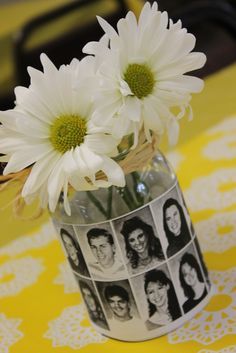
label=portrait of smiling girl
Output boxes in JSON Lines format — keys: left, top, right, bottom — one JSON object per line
{"left": 162, "top": 198, "right": 192, "bottom": 258}
{"left": 179, "top": 252, "right": 208, "bottom": 313}
{"left": 144, "top": 269, "right": 181, "bottom": 330}
{"left": 120, "top": 216, "right": 164, "bottom": 274}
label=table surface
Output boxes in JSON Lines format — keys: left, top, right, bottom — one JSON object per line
{"left": 0, "top": 64, "right": 236, "bottom": 352}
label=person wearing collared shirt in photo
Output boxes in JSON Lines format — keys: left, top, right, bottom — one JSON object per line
{"left": 87, "top": 228, "right": 126, "bottom": 279}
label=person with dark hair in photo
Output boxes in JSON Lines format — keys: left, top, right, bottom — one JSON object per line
{"left": 87, "top": 228, "right": 126, "bottom": 279}
{"left": 194, "top": 238, "right": 211, "bottom": 288}
{"left": 104, "top": 284, "right": 141, "bottom": 330}
{"left": 162, "top": 198, "right": 192, "bottom": 258}
{"left": 79, "top": 280, "right": 109, "bottom": 330}
{"left": 60, "top": 228, "right": 89, "bottom": 277}
{"left": 179, "top": 252, "right": 208, "bottom": 313}
{"left": 144, "top": 269, "right": 181, "bottom": 330}
{"left": 120, "top": 216, "right": 164, "bottom": 274}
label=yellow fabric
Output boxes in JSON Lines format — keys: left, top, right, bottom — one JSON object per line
{"left": 0, "top": 63, "right": 236, "bottom": 352}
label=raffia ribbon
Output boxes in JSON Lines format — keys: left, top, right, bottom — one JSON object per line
{"left": 0, "top": 130, "right": 159, "bottom": 219}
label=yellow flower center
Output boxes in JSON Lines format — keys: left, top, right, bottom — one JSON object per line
{"left": 124, "top": 63, "right": 155, "bottom": 99}
{"left": 50, "top": 114, "right": 87, "bottom": 153}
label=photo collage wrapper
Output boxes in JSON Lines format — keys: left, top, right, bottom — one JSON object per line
{"left": 53, "top": 181, "right": 212, "bottom": 339}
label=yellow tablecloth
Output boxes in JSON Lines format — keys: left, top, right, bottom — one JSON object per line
{"left": 0, "top": 63, "right": 236, "bottom": 352}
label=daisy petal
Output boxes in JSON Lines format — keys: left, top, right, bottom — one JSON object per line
{"left": 0, "top": 110, "right": 49, "bottom": 138}
{"left": 167, "top": 117, "right": 180, "bottom": 145}
{"left": 97, "top": 16, "right": 118, "bottom": 39}
{"left": 122, "top": 96, "right": 141, "bottom": 122}
{"left": 157, "top": 52, "right": 207, "bottom": 80}
{"left": 15, "top": 86, "right": 54, "bottom": 124}
{"left": 39, "top": 183, "right": 49, "bottom": 209}
{"left": 69, "top": 175, "right": 97, "bottom": 191}
{"left": 158, "top": 75, "right": 204, "bottom": 93}
{"left": 63, "top": 178, "right": 71, "bottom": 216}
{"left": 100, "top": 156, "right": 125, "bottom": 187}
{"left": 3, "top": 142, "right": 52, "bottom": 175}
{"left": 84, "top": 133, "right": 118, "bottom": 155}
{"left": 80, "top": 145, "right": 104, "bottom": 173}
{"left": 47, "top": 157, "right": 66, "bottom": 212}
{"left": 22, "top": 150, "right": 60, "bottom": 196}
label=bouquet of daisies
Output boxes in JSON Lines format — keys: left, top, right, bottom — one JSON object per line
{"left": 0, "top": 2, "right": 206, "bottom": 216}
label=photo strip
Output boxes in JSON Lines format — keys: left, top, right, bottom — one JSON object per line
{"left": 52, "top": 220, "right": 90, "bottom": 278}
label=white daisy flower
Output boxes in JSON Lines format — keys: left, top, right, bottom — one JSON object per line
{"left": 83, "top": 1, "right": 206, "bottom": 145}
{"left": 0, "top": 54, "right": 125, "bottom": 214}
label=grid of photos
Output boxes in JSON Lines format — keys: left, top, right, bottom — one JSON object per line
{"left": 53, "top": 183, "right": 211, "bottom": 338}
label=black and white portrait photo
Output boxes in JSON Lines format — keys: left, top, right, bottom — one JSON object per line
{"left": 179, "top": 251, "right": 208, "bottom": 313}
{"left": 144, "top": 268, "right": 181, "bottom": 330}
{"left": 96, "top": 280, "right": 141, "bottom": 333}
{"left": 59, "top": 227, "right": 90, "bottom": 277}
{"left": 162, "top": 197, "right": 192, "bottom": 258}
{"left": 177, "top": 185, "right": 195, "bottom": 236}
{"left": 78, "top": 279, "right": 109, "bottom": 330}
{"left": 114, "top": 207, "right": 165, "bottom": 275}
{"left": 74, "top": 224, "right": 127, "bottom": 279}
{"left": 193, "top": 237, "right": 211, "bottom": 288}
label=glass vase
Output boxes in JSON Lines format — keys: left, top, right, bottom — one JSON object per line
{"left": 51, "top": 150, "right": 212, "bottom": 341}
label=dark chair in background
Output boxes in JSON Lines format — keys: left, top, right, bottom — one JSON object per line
{"left": 156, "top": 0, "right": 236, "bottom": 77}
{"left": 0, "top": 0, "right": 236, "bottom": 110}
{"left": 0, "top": 0, "right": 127, "bottom": 110}
{"left": 0, "top": 0, "right": 235, "bottom": 176}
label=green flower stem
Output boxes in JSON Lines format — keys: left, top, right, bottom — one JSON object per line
{"left": 86, "top": 191, "right": 107, "bottom": 218}
{"left": 87, "top": 171, "right": 153, "bottom": 220}
{"left": 106, "top": 186, "right": 113, "bottom": 219}
{"left": 116, "top": 185, "right": 139, "bottom": 211}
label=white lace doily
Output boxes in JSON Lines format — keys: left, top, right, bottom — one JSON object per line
{"left": 0, "top": 313, "right": 23, "bottom": 353}
{"left": 0, "top": 222, "right": 56, "bottom": 257}
{"left": 203, "top": 135, "right": 236, "bottom": 160}
{"left": 166, "top": 151, "right": 185, "bottom": 172}
{"left": 0, "top": 256, "right": 44, "bottom": 297}
{"left": 44, "top": 304, "right": 108, "bottom": 349}
{"left": 206, "top": 116, "right": 236, "bottom": 135}
{"left": 53, "top": 261, "right": 79, "bottom": 294}
{"left": 195, "top": 211, "right": 236, "bottom": 253}
{"left": 198, "top": 346, "right": 236, "bottom": 353}
{"left": 168, "top": 267, "right": 236, "bottom": 345}
{"left": 185, "top": 168, "right": 236, "bottom": 211}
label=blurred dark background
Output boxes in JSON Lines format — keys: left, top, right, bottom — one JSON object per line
{"left": 0, "top": 0, "right": 235, "bottom": 111}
